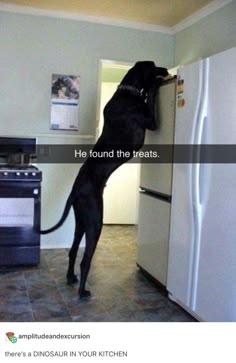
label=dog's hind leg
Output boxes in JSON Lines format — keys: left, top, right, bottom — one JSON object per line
{"left": 79, "top": 228, "right": 101, "bottom": 299}
{"left": 79, "top": 201, "right": 103, "bottom": 299}
{"left": 67, "top": 204, "right": 84, "bottom": 285}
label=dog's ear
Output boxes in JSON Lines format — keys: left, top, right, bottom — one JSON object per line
{"left": 120, "top": 62, "right": 154, "bottom": 88}
{"left": 130, "top": 61, "right": 158, "bottom": 89}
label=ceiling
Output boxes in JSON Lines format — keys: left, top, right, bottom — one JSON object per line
{"left": 1, "top": 0, "right": 215, "bottom": 27}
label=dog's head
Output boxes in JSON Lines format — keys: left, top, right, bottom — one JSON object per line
{"left": 135, "top": 61, "right": 169, "bottom": 83}
{"left": 122, "top": 61, "right": 169, "bottom": 92}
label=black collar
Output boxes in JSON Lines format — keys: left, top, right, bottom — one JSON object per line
{"left": 117, "top": 84, "right": 146, "bottom": 98}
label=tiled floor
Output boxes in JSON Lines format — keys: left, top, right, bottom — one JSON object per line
{"left": 0, "top": 225, "right": 195, "bottom": 322}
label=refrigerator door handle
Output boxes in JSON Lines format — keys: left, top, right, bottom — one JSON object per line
{"left": 193, "top": 59, "right": 209, "bottom": 206}
{"left": 199, "top": 116, "right": 208, "bottom": 205}
{"left": 193, "top": 117, "right": 207, "bottom": 208}
{"left": 191, "top": 59, "right": 209, "bottom": 310}
{"left": 190, "top": 59, "right": 205, "bottom": 210}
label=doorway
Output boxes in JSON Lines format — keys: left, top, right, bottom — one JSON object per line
{"left": 96, "top": 60, "right": 140, "bottom": 224}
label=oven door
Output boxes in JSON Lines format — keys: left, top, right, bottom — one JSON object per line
{"left": 0, "top": 181, "right": 41, "bottom": 265}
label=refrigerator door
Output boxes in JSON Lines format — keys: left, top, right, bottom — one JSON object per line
{"left": 192, "top": 47, "right": 236, "bottom": 321}
{"left": 140, "top": 80, "right": 176, "bottom": 195}
{"left": 137, "top": 192, "right": 171, "bottom": 286}
{"left": 167, "top": 59, "right": 207, "bottom": 307}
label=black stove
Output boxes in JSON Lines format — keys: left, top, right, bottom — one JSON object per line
{"left": 0, "top": 137, "right": 42, "bottom": 266}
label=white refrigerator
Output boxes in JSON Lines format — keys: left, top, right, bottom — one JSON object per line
{"left": 137, "top": 79, "right": 176, "bottom": 286}
{"left": 167, "top": 47, "right": 236, "bottom": 321}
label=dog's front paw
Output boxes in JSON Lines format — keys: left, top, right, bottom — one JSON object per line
{"left": 67, "top": 274, "right": 79, "bottom": 285}
{"left": 79, "top": 289, "right": 91, "bottom": 299}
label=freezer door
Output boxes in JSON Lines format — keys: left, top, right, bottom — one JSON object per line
{"left": 140, "top": 80, "right": 176, "bottom": 195}
{"left": 137, "top": 192, "right": 171, "bottom": 286}
{"left": 167, "top": 60, "right": 206, "bottom": 307}
{"left": 193, "top": 47, "right": 236, "bottom": 321}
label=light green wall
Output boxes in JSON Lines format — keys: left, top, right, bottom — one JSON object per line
{"left": 0, "top": 12, "right": 174, "bottom": 138}
{"left": 175, "top": 1, "right": 236, "bottom": 65}
{"left": 1, "top": 4, "right": 234, "bottom": 139}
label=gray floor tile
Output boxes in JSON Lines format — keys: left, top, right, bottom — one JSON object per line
{"left": 0, "top": 225, "right": 196, "bottom": 322}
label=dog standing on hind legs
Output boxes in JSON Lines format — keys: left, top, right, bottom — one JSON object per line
{"left": 40, "top": 61, "right": 169, "bottom": 299}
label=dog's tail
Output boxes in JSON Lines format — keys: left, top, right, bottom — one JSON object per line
{"left": 40, "top": 194, "right": 73, "bottom": 234}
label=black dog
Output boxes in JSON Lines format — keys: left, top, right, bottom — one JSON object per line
{"left": 41, "top": 61, "right": 169, "bottom": 298}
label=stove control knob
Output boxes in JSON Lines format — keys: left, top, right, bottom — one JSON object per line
{"left": 16, "top": 172, "right": 20, "bottom": 176}
{"left": 3, "top": 172, "right": 8, "bottom": 176}
{"left": 24, "top": 172, "right": 28, "bottom": 176}
{"left": 32, "top": 172, "right": 36, "bottom": 176}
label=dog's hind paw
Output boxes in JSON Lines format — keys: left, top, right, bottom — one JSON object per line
{"left": 79, "top": 289, "right": 91, "bottom": 299}
{"left": 67, "top": 274, "right": 79, "bottom": 285}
